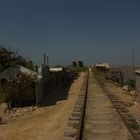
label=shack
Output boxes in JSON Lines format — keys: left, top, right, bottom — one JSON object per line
{"left": 0, "top": 65, "right": 40, "bottom": 88}
{"left": 95, "top": 63, "right": 110, "bottom": 72}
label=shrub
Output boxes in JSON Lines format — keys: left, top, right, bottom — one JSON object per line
{"left": 125, "top": 79, "right": 136, "bottom": 90}
{"left": 0, "top": 91, "right": 10, "bottom": 103}
{"left": 0, "top": 74, "right": 36, "bottom": 107}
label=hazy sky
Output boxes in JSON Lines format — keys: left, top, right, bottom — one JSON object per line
{"left": 0, "top": 0, "right": 140, "bottom": 66}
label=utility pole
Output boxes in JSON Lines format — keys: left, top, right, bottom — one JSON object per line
{"left": 43, "top": 54, "right": 49, "bottom": 66}
{"left": 132, "top": 50, "right": 135, "bottom": 72}
{"left": 47, "top": 56, "right": 49, "bottom": 66}
{"left": 132, "top": 50, "right": 134, "bottom": 67}
{"left": 44, "top": 54, "right": 46, "bottom": 65}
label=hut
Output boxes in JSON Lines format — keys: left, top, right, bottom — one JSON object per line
{"left": 95, "top": 63, "right": 110, "bottom": 72}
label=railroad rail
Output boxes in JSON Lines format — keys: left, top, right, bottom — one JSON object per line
{"left": 98, "top": 80, "right": 140, "bottom": 140}
{"left": 64, "top": 71, "right": 140, "bottom": 140}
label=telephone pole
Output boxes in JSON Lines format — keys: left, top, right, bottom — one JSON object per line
{"left": 132, "top": 50, "right": 135, "bottom": 71}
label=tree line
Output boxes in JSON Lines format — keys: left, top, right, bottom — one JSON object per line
{"left": 71, "top": 61, "right": 88, "bottom": 72}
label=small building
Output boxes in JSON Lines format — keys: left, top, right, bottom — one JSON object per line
{"left": 37, "top": 65, "right": 64, "bottom": 74}
{"left": 0, "top": 65, "right": 44, "bottom": 106}
{"left": 0, "top": 65, "right": 40, "bottom": 92}
{"left": 135, "top": 69, "right": 140, "bottom": 99}
{"left": 50, "top": 67, "right": 63, "bottom": 72}
{"left": 0, "top": 65, "right": 39, "bottom": 81}
{"left": 95, "top": 63, "right": 110, "bottom": 72}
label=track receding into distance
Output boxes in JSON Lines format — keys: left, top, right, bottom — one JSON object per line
{"left": 82, "top": 72, "right": 134, "bottom": 140}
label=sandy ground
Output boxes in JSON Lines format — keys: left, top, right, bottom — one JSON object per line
{"left": 0, "top": 73, "right": 85, "bottom": 140}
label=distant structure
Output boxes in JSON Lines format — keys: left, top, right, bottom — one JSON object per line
{"left": 38, "top": 66, "right": 64, "bottom": 73}
{"left": 95, "top": 63, "right": 110, "bottom": 72}
{"left": 50, "top": 67, "right": 63, "bottom": 72}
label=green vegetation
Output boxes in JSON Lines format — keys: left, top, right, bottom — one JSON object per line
{"left": 0, "top": 46, "right": 36, "bottom": 107}
{"left": 92, "top": 68, "right": 106, "bottom": 80}
{"left": 128, "top": 118, "right": 139, "bottom": 130}
{"left": 0, "top": 46, "right": 34, "bottom": 72}
{"left": 0, "top": 91, "right": 10, "bottom": 103}
{"left": 71, "top": 61, "right": 88, "bottom": 72}
{"left": 125, "top": 79, "right": 136, "bottom": 90}
{"left": 0, "top": 74, "right": 36, "bottom": 107}
{"left": 93, "top": 68, "right": 125, "bottom": 87}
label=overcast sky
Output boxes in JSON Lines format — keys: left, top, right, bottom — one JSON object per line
{"left": 0, "top": 0, "right": 140, "bottom": 66}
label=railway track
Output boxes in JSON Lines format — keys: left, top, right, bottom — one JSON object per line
{"left": 64, "top": 71, "right": 140, "bottom": 140}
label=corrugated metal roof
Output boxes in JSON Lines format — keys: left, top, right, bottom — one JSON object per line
{"left": 0, "top": 65, "right": 40, "bottom": 80}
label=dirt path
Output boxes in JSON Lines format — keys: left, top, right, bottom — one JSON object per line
{"left": 0, "top": 73, "right": 85, "bottom": 140}
{"left": 82, "top": 72, "right": 133, "bottom": 140}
